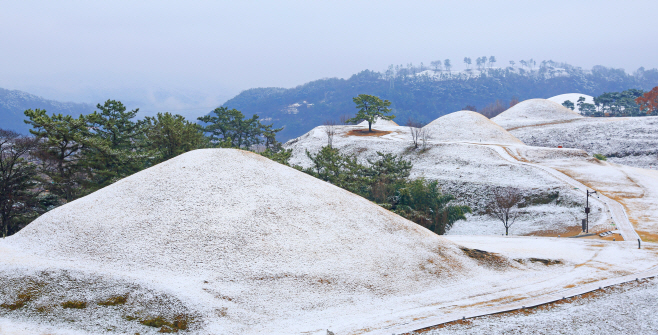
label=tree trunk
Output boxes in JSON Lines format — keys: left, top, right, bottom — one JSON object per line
{"left": 505, "top": 226, "right": 509, "bottom": 236}
{"left": 368, "top": 122, "right": 372, "bottom": 132}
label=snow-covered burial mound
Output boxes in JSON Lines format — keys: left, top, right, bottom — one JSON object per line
{"left": 423, "top": 111, "right": 524, "bottom": 145}
{"left": 493, "top": 99, "right": 584, "bottom": 129}
{"left": 5, "top": 149, "right": 491, "bottom": 333}
{"left": 548, "top": 93, "right": 595, "bottom": 114}
{"left": 15, "top": 149, "right": 465, "bottom": 278}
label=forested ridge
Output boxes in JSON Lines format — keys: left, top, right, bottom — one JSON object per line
{"left": 0, "top": 88, "right": 93, "bottom": 134}
{"left": 220, "top": 61, "right": 658, "bottom": 140}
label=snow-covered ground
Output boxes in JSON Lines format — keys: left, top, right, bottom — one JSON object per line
{"left": 492, "top": 99, "right": 584, "bottom": 129}
{"left": 286, "top": 115, "right": 605, "bottom": 237}
{"left": 524, "top": 155, "right": 658, "bottom": 242}
{"left": 415, "top": 268, "right": 658, "bottom": 334}
{"left": 424, "top": 111, "right": 523, "bottom": 145}
{"left": 2, "top": 97, "right": 657, "bottom": 333}
{"left": 2, "top": 149, "right": 657, "bottom": 334}
{"left": 492, "top": 98, "right": 658, "bottom": 169}
{"left": 548, "top": 93, "right": 595, "bottom": 114}
{"left": 507, "top": 116, "right": 658, "bottom": 169}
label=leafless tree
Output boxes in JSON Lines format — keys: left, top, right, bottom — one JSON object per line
{"left": 406, "top": 118, "right": 423, "bottom": 149}
{"left": 420, "top": 126, "right": 431, "bottom": 150}
{"left": 0, "top": 129, "right": 42, "bottom": 237}
{"left": 407, "top": 118, "right": 431, "bottom": 150}
{"left": 486, "top": 187, "right": 523, "bottom": 236}
{"left": 323, "top": 120, "right": 336, "bottom": 147}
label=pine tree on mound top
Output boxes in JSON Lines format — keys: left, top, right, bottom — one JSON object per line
{"left": 347, "top": 94, "right": 395, "bottom": 132}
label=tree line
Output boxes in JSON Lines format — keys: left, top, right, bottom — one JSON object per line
{"left": 0, "top": 100, "right": 289, "bottom": 237}
{"left": 302, "top": 146, "right": 471, "bottom": 235}
{"left": 221, "top": 61, "right": 658, "bottom": 141}
{"left": 561, "top": 86, "right": 658, "bottom": 117}
{"left": 1, "top": 94, "right": 473, "bottom": 238}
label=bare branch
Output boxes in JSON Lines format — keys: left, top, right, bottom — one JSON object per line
{"left": 323, "top": 120, "right": 337, "bottom": 147}
{"left": 406, "top": 118, "right": 425, "bottom": 149}
{"left": 486, "top": 187, "right": 522, "bottom": 236}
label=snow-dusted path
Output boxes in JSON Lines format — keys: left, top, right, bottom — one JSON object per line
{"left": 381, "top": 236, "right": 658, "bottom": 335}
{"left": 487, "top": 144, "right": 641, "bottom": 242}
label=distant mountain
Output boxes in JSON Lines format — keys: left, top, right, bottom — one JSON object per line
{"left": 219, "top": 63, "right": 658, "bottom": 141}
{"left": 0, "top": 88, "right": 94, "bottom": 134}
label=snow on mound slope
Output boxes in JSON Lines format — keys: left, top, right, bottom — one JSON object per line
{"left": 14, "top": 149, "right": 465, "bottom": 282}
{"left": 492, "top": 99, "right": 584, "bottom": 129}
{"left": 357, "top": 117, "right": 399, "bottom": 127}
{"left": 424, "top": 110, "right": 524, "bottom": 145}
{"left": 508, "top": 116, "right": 658, "bottom": 169}
{"left": 548, "top": 93, "right": 595, "bottom": 114}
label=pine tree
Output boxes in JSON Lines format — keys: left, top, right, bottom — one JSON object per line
{"left": 24, "top": 109, "right": 97, "bottom": 202}
{"left": 86, "top": 100, "right": 147, "bottom": 188}
{"left": 347, "top": 94, "right": 395, "bottom": 132}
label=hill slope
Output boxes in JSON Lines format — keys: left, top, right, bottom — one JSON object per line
{"left": 285, "top": 122, "right": 604, "bottom": 237}
{"left": 218, "top": 64, "right": 658, "bottom": 141}
{"left": 548, "top": 93, "right": 595, "bottom": 114}
{"left": 424, "top": 111, "right": 523, "bottom": 145}
{"left": 0, "top": 88, "right": 93, "bottom": 134}
{"left": 1, "top": 148, "right": 485, "bottom": 333}
{"left": 492, "top": 99, "right": 583, "bottom": 129}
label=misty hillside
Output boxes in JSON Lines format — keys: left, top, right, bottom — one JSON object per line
{"left": 220, "top": 63, "right": 658, "bottom": 141}
{"left": 0, "top": 88, "right": 93, "bottom": 134}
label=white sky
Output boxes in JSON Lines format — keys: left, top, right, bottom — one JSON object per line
{"left": 1, "top": 0, "right": 657, "bottom": 118}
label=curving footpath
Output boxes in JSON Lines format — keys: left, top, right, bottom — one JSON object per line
{"left": 489, "top": 145, "right": 641, "bottom": 242}
{"left": 382, "top": 262, "right": 658, "bottom": 335}
{"left": 378, "top": 143, "right": 648, "bottom": 335}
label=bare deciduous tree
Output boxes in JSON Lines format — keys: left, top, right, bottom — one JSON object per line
{"left": 0, "top": 129, "right": 42, "bottom": 237}
{"left": 486, "top": 187, "right": 523, "bottom": 236}
{"left": 407, "top": 118, "right": 432, "bottom": 151}
{"left": 323, "top": 120, "right": 336, "bottom": 147}
{"left": 420, "top": 126, "right": 431, "bottom": 151}
{"left": 406, "top": 118, "right": 423, "bottom": 149}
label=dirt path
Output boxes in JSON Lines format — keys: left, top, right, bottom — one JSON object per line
{"left": 487, "top": 144, "right": 641, "bottom": 242}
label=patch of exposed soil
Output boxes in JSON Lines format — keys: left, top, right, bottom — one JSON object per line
{"left": 460, "top": 247, "right": 510, "bottom": 269}
{"left": 346, "top": 129, "right": 392, "bottom": 137}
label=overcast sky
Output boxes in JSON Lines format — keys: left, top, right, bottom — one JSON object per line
{"left": 2, "top": 0, "right": 657, "bottom": 118}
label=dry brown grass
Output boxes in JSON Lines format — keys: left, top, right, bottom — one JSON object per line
{"left": 527, "top": 225, "right": 582, "bottom": 237}
{"left": 98, "top": 295, "right": 128, "bottom": 306}
{"left": 0, "top": 284, "right": 42, "bottom": 310}
{"left": 135, "top": 314, "right": 190, "bottom": 333}
{"left": 346, "top": 129, "right": 392, "bottom": 137}
{"left": 61, "top": 300, "right": 87, "bottom": 309}
{"left": 460, "top": 247, "right": 510, "bottom": 270}
{"left": 638, "top": 231, "right": 658, "bottom": 243}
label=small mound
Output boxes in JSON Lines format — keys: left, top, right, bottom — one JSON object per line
{"left": 548, "top": 93, "right": 595, "bottom": 114}
{"left": 493, "top": 99, "right": 583, "bottom": 129}
{"left": 423, "top": 111, "right": 524, "bottom": 145}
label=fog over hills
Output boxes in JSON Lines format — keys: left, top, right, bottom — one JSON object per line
{"left": 0, "top": 88, "right": 93, "bottom": 134}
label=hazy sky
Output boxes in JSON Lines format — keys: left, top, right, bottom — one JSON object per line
{"left": 2, "top": 0, "right": 657, "bottom": 118}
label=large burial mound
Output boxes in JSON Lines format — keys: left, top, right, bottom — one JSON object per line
{"left": 492, "top": 99, "right": 584, "bottom": 130}
{"left": 548, "top": 93, "right": 595, "bottom": 114}
{"left": 423, "top": 110, "right": 524, "bottom": 145}
{"left": 1, "top": 149, "right": 490, "bottom": 334}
